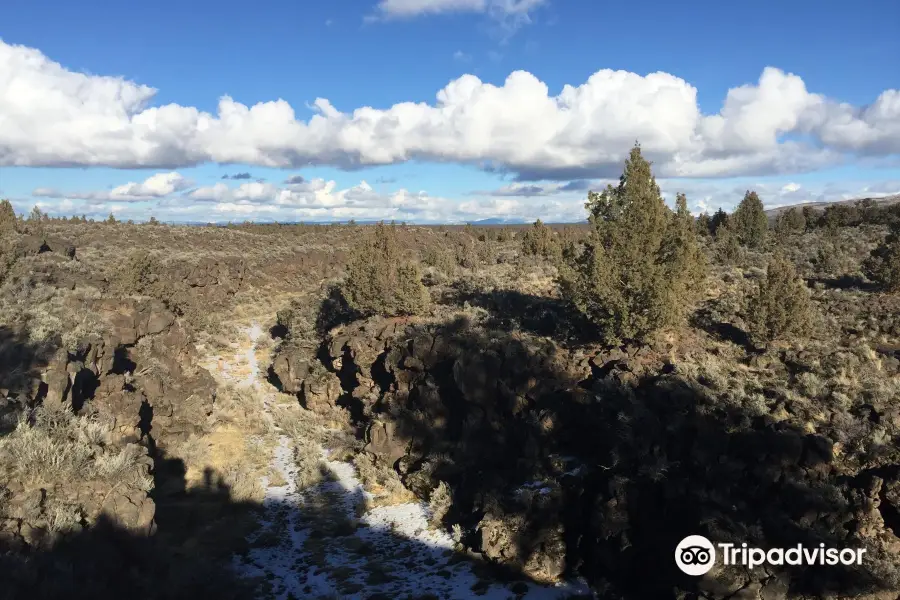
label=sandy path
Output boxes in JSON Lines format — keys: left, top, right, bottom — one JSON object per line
{"left": 209, "top": 323, "right": 591, "bottom": 599}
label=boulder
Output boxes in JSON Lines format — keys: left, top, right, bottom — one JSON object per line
{"left": 364, "top": 420, "right": 408, "bottom": 466}
{"left": 301, "top": 371, "right": 342, "bottom": 414}
{"left": 43, "top": 368, "right": 71, "bottom": 407}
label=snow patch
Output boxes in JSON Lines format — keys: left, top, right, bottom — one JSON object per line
{"left": 224, "top": 323, "right": 593, "bottom": 599}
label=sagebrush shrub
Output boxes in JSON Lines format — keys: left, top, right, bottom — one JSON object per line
{"left": 343, "top": 222, "right": 429, "bottom": 317}
{"left": 428, "top": 481, "right": 452, "bottom": 528}
{"left": 0, "top": 406, "right": 151, "bottom": 489}
{"left": 118, "top": 250, "right": 162, "bottom": 295}
{"left": 864, "top": 223, "right": 900, "bottom": 292}
{"left": 746, "top": 252, "right": 814, "bottom": 344}
{"left": 276, "top": 299, "right": 318, "bottom": 340}
{"left": 558, "top": 144, "right": 706, "bottom": 344}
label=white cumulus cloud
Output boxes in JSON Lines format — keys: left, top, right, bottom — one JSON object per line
{"left": 32, "top": 172, "right": 192, "bottom": 202}
{"left": 2, "top": 39, "right": 898, "bottom": 181}
{"left": 22, "top": 173, "right": 900, "bottom": 224}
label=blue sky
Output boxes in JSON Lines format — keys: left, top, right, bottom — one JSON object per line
{"left": 0, "top": 0, "right": 898, "bottom": 222}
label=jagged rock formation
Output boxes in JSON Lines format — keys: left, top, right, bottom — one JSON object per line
{"left": 267, "top": 313, "right": 900, "bottom": 599}
{"left": 0, "top": 297, "right": 216, "bottom": 554}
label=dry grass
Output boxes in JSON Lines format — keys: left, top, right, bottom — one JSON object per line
{"left": 271, "top": 402, "right": 360, "bottom": 490}
{"left": 353, "top": 452, "right": 416, "bottom": 508}
{"left": 170, "top": 427, "right": 269, "bottom": 502}
{"left": 0, "top": 405, "right": 153, "bottom": 491}
{"left": 0, "top": 273, "right": 110, "bottom": 350}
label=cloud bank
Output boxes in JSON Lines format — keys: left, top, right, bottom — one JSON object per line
{"left": 24, "top": 170, "right": 900, "bottom": 225}
{"left": 2, "top": 39, "right": 898, "bottom": 181}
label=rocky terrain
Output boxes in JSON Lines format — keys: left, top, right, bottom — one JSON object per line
{"left": 1, "top": 195, "right": 899, "bottom": 599}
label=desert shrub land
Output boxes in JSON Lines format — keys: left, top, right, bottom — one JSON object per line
{"left": 1, "top": 149, "right": 900, "bottom": 600}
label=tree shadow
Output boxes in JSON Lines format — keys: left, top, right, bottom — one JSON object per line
{"left": 691, "top": 303, "right": 755, "bottom": 351}
{"left": 0, "top": 313, "right": 581, "bottom": 600}
{"left": 355, "top": 317, "right": 900, "bottom": 598}
{"left": 0, "top": 326, "right": 57, "bottom": 434}
{"left": 316, "top": 284, "right": 361, "bottom": 337}
{"left": 0, "top": 452, "right": 259, "bottom": 600}
{"left": 0, "top": 442, "right": 583, "bottom": 600}
{"left": 445, "top": 283, "right": 601, "bottom": 346}
{"left": 806, "top": 275, "right": 880, "bottom": 292}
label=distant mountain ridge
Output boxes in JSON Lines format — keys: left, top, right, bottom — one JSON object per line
{"left": 764, "top": 193, "right": 900, "bottom": 216}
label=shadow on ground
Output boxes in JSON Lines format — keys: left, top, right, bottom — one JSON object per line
{"left": 0, "top": 448, "right": 582, "bottom": 600}
{"left": 444, "top": 283, "right": 600, "bottom": 346}
{"left": 0, "top": 325, "right": 583, "bottom": 600}
{"left": 5, "top": 302, "right": 900, "bottom": 600}
{"left": 690, "top": 302, "right": 755, "bottom": 351}
{"left": 0, "top": 326, "right": 57, "bottom": 433}
{"left": 348, "top": 316, "right": 900, "bottom": 599}
{"left": 806, "top": 275, "right": 879, "bottom": 292}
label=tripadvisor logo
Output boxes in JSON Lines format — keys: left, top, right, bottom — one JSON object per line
{"left": 675, "top": 535, "right": 867, "bottom": 576}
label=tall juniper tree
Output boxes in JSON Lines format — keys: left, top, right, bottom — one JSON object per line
{"left": 732, "top": 190, "right": 768, "bottom": 249}
{"left": 558, "top": 144, "right": 706, "bottom": 344}
{"left": 0, "top": 200, "right": 16, "bottom": 234}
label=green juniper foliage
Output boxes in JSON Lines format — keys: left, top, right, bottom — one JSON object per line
{"left": 343, "top": 222, "right": 429, "bottom": 317}
{"left": 714, "top": 222, "right": 742, "bottom": 265}
{"left": 775, "top": 207, "right": 806, "bottom": 236}
{"left": 0, "top": 199, "right": 17, "bottom": 234}
{"left": 695, "top": 212, "right": 712, "bottom": 236}
{"left": 520, "top": 219, "right": 559, "bottom": 258}
{"left": 710, "top": 208, "right": 730, "bottom": 236}
{"left": 558, "top": 144, "right": 705, "bottom": 344}
{"left": 746, "top": 251, "right": 814, "bottom": 344}
{"left": 864, "top": 222, "right": 900, "bottom": 293}
{"left": 802, "top": 205, "right": 817, "bottom": 230}
{"left": 731, "top": 190, "right": 768, "bottom": 249}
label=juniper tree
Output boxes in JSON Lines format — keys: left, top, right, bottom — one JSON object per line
{"left": 863, "top": 223, "right": 900, "bottom": 293}
{"left": 732, "top": 191, "right": 768, "bottom": 248}
{"left": 775, "top": 207, "right": 806, "bottom": 235}
{"left": 659, "top": 193, "right": 708, "bottom": 307}
{"left": 802, "top": 206, "right": 817, "bottom": 230}
{"left": 710, "top": 208, "right": 729, "bottom": 236}
{"left": 520, "top": 219, "right": 559, "bottom": 258}
{"left": 746, "top": 252, "right": 814, "bottom": 345}
{"left": 343, "top": 222, "right": 429, "bottom": 317}
{"left": 0, "top": 200, "right": 16, "bottom": 234}
{"left": 25, "top": 205, "right": 47, "bottom": 236}
{"left": 28, "top": 206, "right": 46, "bottom": 222}
{"left": 558, "top": 144, "right": 705, "bottom": 344}
{"left": 714, "top": 222, "right": 742, "bottom": 264}
{"left": 695, "top": 212, "right": 712, "bottom": 236}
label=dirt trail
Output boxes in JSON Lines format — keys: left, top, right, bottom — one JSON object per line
{"left": 206, "top": 323, "right": 591, "bottom": 599}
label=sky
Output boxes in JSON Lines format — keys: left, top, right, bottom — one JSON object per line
{"left": 0, "top": 0, "right": 898, "bottom": 223}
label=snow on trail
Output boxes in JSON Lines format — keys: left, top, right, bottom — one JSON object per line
{"left": 217, "top": 323, "right": 592, "bottom": 600}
